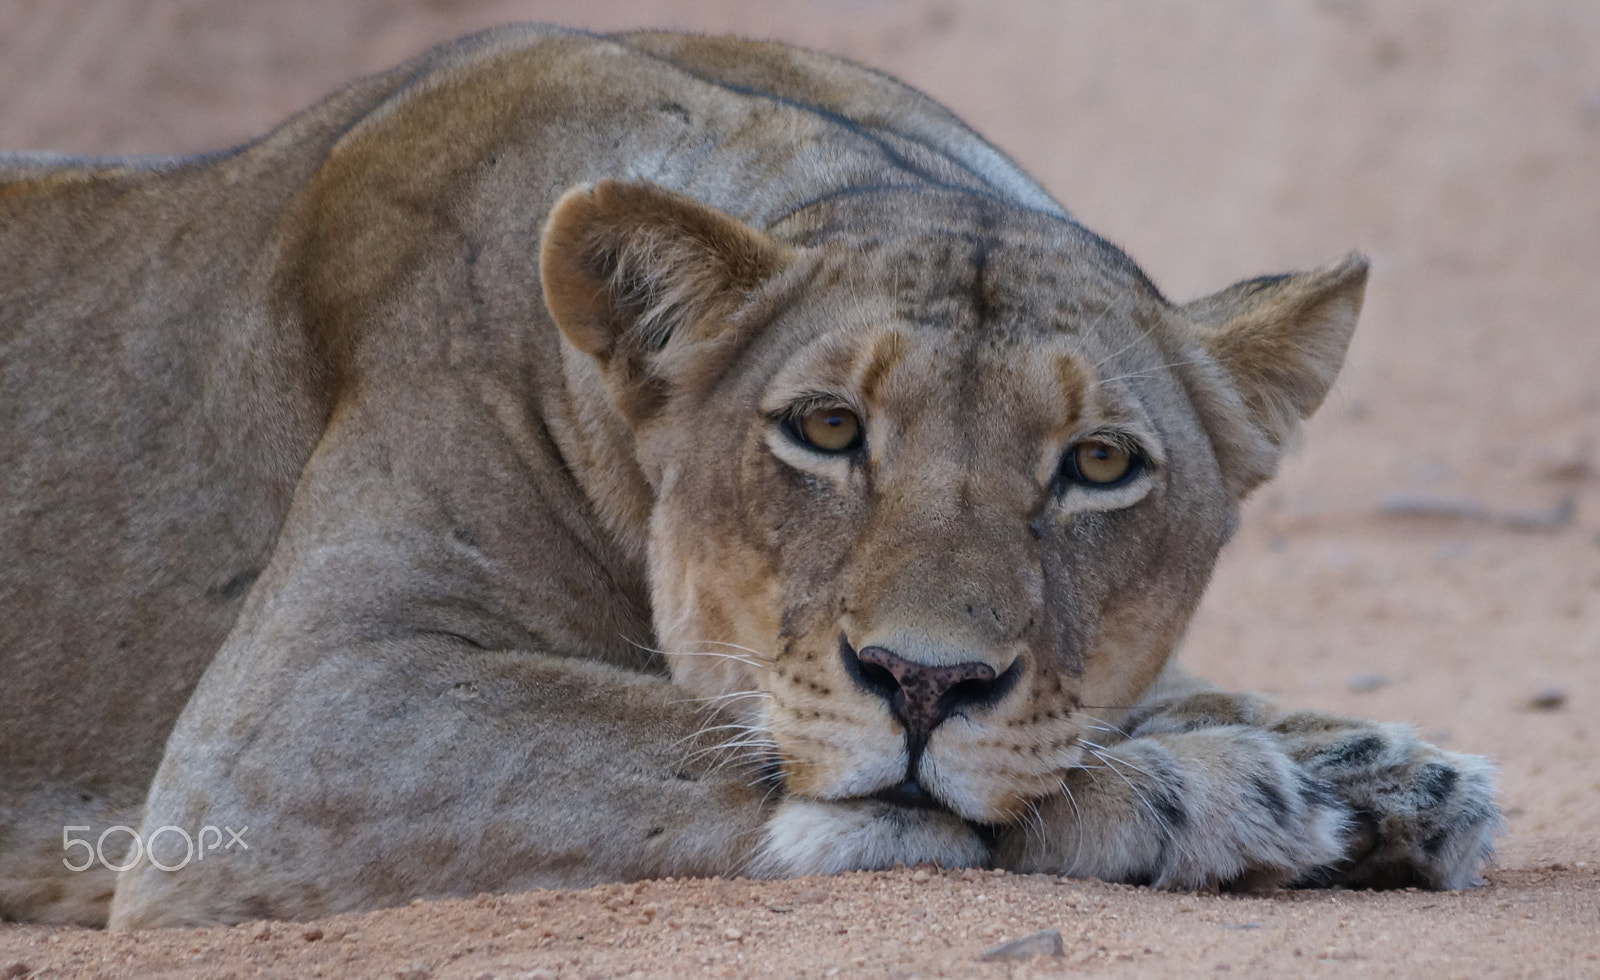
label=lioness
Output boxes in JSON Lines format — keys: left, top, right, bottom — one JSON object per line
{"left": 0, "top": 26, "right": 1499, "bottom": 929}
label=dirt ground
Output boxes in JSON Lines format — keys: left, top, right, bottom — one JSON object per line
{"left": 3, "top": 1, "right": 1598, "bottom": 977}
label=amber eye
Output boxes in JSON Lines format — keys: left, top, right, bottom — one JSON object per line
{"left": 1064, "top": 439, "right": 1139, "bottom": 487}
{"left": 793, "top": 406, "right": 863, "bottom": 453}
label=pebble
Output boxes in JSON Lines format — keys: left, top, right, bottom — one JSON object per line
{"left": 1526, "top": 687, "right": 1567, "bottom": 711}
{"left": 302, "top": 926, "right": 324, "bottom": 942}
{"left": 1345, "top": 672, "right": 1389, "bottom": 693}
{"left": 911, "top": 869, "right": 931, "bottom": 884}
{"left": 977, "top": 928, "right": 1064, "bottom": 962}
{"left": 248, "top": 920, "right": 272, "bottom": 941}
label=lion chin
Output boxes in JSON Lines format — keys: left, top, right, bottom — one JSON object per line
{"left": 752, "top": 799, "right": 989, "bottom": 878}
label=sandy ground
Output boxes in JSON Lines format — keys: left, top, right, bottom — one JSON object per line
{"left": 2, "top": 1, "right": 1598, "bottom": 976}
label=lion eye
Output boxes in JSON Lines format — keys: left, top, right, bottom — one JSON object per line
{"left": 1064, "top": 439, "right": 1138, "bottom": 487}
{"left": 794, "top": 406, "right": 863, "bottom": 453}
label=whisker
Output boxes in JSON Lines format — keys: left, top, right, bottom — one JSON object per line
{"left": 668, "top": 689, "right": 774, "bottom": 707}
{"left": 683, "top": 738, "right": 780, "bottom": 771}
{"left": 1021, "top": 798, "right": 1046, "bottom": 850}
{"left": 1055, "top": 775, "right": 1087, "bottom": 874}
{"left": 686, "top": 732, "right": 777, "bottom": 753}
{"left": 680, "top": 720, "right": 769, "bottom": 739}
{"left": 673, "top": 719, "right": 773, "bottom": 753}
{"left": 662, "top": 649, "right": 765, "bottom": 668}
{"left": 748, "top": 769, "right": 787, "bottom": 789}
{"left": 1076, "top": 713, "right": 1133, "bottom": 741}
{"left": 1080, "top": 309, "right": 1142, "bottom": 372}
{"left": 1087, "top": 358, "right": 1210, "bottom": 390}
{"left": 1080, "top": 740, "right": 1159, "bottom": 781}
{"left": 699, "top": 747, "right": 780, "bottom": 775}
{"left": 685, "top": 639, "right": 779, "bottom": 664}
{"left": 1084, "top": 746, "right": 1173, "bottom": 843}
{"left": 621, "top": 635, "right": 776, "bottom": 670}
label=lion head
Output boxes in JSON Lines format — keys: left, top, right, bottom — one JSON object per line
{"left": 541, "top": 179, "right": 1364, "bottom": 837}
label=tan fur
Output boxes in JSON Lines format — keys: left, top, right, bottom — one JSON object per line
{"left": 0, "top": 26, "right": 1498, "bottom": 929}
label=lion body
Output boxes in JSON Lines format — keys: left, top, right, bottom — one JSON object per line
{"left": 0, "top": 27, "right": 1499, "bottom": 928}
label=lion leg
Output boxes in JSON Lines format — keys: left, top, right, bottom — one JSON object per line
{"left": 107, "top": 643, "right": 775, "bottom": 929}
{"left": 105, "top": 394, "right": 778, "bottom": 928}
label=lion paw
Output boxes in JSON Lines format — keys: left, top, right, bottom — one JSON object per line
{"left": 996, "top": 727, "right": 1354, "bottom": 891}
{"left": 1278, "top": 716, "right": 1503, "bottom": 889}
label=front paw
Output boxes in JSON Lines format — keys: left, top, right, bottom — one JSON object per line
{"left": 995, "top": 727, "right": 1352, "bottom": 891}
{"left": 1277, "top": 715, "right": 1503, "bottom": 889}
{"left": 749, "top": 798, "right": 988, "bottom": 878}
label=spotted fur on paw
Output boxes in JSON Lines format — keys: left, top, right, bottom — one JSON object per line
{"left": 1274, "top": 713, "right": 1503, "bottom": 889}
{"left": 995, "top": 725, "right": 1352, "bottom": 890}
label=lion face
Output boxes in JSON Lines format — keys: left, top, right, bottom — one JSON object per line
{"left": 541, "top": 180, "right": 1365, "bottom": 825}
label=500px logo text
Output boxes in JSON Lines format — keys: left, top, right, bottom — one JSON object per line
{"left": 63, "top": 825, "right": 248, "bottom": 873}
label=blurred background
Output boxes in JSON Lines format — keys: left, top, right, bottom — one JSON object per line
{"left": 3, "top": 0, "right": 1596, "bottom": 862}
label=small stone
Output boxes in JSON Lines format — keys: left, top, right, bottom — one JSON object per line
{"left": 248, "top": 920, "right": 272, "bottom": 941}
{"left": 301, "top": 926, "right": 324, "bottom": 942}
{"left": 795, "top": 888, "right": 828, "bottom": 904}
{"left": 1526, "top": 687, "right": 1567, "bottom": 711}
{"left": 723, "top": 927, "right": 744, "bottom": 941}
{"left": 3, "top": 961, "right": 30, "bottom": 979}
{"left": 978, "top": 928, "right": 1064, "bottom": 962}
{"left": 394, "top": 960, "right": 433, "bottom": 980}
{"left": 1345, "top": 672, "right": 1389, "bottom": 693}
{"left": 911, "top": 869, "right": 931, "bottom": 884}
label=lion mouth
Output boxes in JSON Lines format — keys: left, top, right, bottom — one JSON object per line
{"left": 866, "top": 777, "right": 951, "bottom": 813}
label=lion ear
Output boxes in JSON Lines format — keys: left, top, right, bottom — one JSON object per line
{"left": 1181, "top": 254, "right": 1368, "bottom": 498}
{"left": 541, "top": 180, "right": 793, "bottom": 419}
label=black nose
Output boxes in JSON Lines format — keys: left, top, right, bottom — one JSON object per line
{"left": 842, "top": 640, "right": 1014, "bottom": 739}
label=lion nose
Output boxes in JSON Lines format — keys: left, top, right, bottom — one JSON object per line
{"left": 847, "top": 643, "right": 1009, "bottom": 739}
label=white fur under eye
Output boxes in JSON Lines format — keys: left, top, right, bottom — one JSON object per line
{"left": 1051, "top": 453, "right": 1157, "bottom": 515}
{"left": 765, "top": 425, "right": 857, "bottom": 489}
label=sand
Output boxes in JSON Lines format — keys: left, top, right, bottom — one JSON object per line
{"left": 2, "top": 1, "right": 1597, "bottom": 976}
